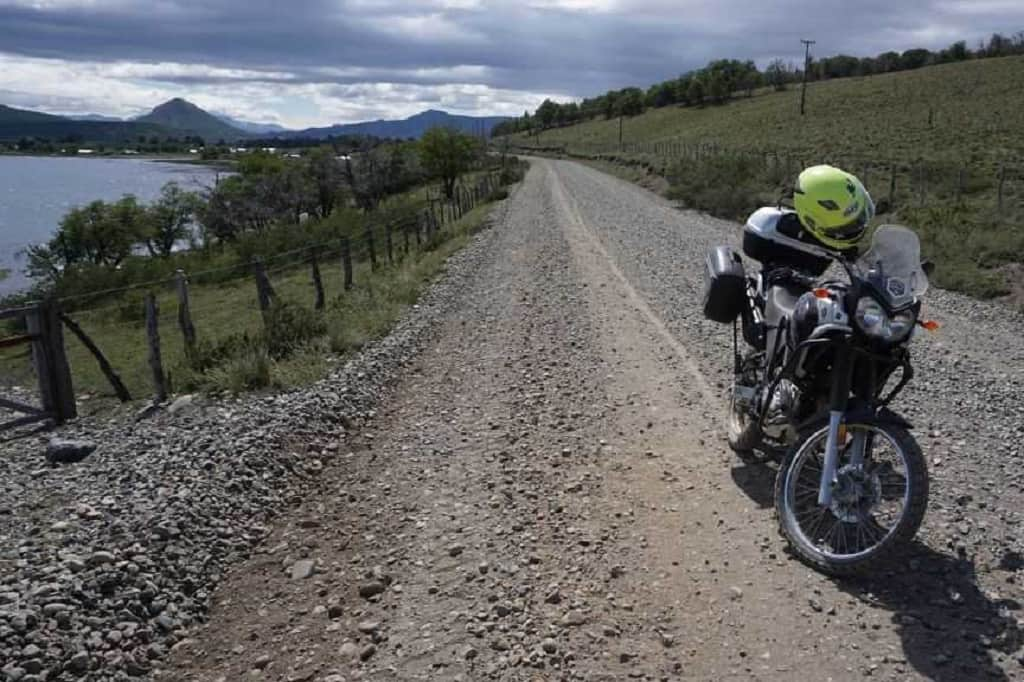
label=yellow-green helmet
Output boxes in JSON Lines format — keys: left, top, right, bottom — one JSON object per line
{"left": 793, "top": 165, "right": 874, "bottom": 251}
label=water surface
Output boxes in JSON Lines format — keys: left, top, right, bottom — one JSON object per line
{"left": 0, "top": 156, "right": 218, "bottom": 296}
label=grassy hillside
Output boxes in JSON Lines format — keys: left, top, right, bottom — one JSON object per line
{"left": 507, "top": 56, "right": 1024, "bottom": 301}
{"left": 511, "top": 55, "right": 1024, "bottom": 171}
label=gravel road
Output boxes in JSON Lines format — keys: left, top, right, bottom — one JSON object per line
{"left": 5, "top": 158, "right": 1024, "bottom": 681}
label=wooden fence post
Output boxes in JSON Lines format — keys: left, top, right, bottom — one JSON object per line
{"left": 25, "top": 305, "right": 55, "bottom": 418}
{"left": 59, "top": 312, "right": 131, "bottom": 403}
{"left": 888, "top": 164, "right": 897, "bottom": 208}
{"left": 385, "top": 222, "right": 395, "bottom": 265}
{"left": 144, "top": 294, "right": 167, "bottom": 404}
{"left": 917, "top": 163, "right": 926, "bottom": 207}
{"left": 26, "top": 301, "right": 77, "bottom": 423}
{"left": 175, "top": 269, "right": 196, "bottom": 356}
{"left": 998, "top": 165, "right": 1006, "bottom": 211}
{"left": 44, "top": 302, "right": 75, "bottom": 422}
{"left": 341, "top": 237, "right": 353, "bottom": 290}
{"left": 252, "top": 259, "right": 275, "bottom": 314}
{"left": 310, "top": 250, "right": 325, "bottom": 310}
{"left": 365, "top": 224, "right": 378, "bottom": 271}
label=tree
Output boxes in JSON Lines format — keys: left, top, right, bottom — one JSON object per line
{"left": 536, "top": 99, "right": 560, "bottom": 129}
{"left": 144, "top": 182, "right": 201, "bottom": 257}
{"left": 900, "top": 48, "right": 932, "bottom": 70}
{"left": 26, "top": 197, "right": 143, "bottom": 277}
{"left": 765, "top": 59, "right": 790, "bottom": 91}
{"left": 418, "top": 127, "right": 479, "bottom": 200}
{"left": 305, "top": 147, "right": 344, "bottom": 218}
{"left": 614, "top": 88, "right": 645, "bottom": 116}
{"left": 686, "top": 77, "right": 705, "bottom": 106}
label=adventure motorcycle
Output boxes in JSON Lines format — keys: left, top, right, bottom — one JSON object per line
{"left": 703, "top": 206, "right": 936, "bottom": 575}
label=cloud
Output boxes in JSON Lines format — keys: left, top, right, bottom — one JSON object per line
{"left": 0, "top": 0, "right": 1021, "bottom": 126}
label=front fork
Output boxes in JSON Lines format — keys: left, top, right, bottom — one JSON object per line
{"left": 817, "top": 352, "right": 868, "bottom": 506}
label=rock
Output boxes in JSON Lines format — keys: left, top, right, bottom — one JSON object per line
{"left": 541, "top": 638, "right": 557, "bottom": 654}
{"left": 66, "top": 651, "right": 89, "bottom": 675}
{"left": 254, "top": 654, "right": 273, "bottom": 670}
{"left": 327, "top": 603, "right": 344, "bottom": 619}
{"left": 45, "top": 438, "right": 97, "bottom": 465}
{"left": 291, "top": 559, "right": 316, "bottom": 580}
{"left": 339, "top": 642, "right": 360, "bottom": 660}
{"left": 447, "top": 543, "right": 465, "bottom": 557}
{"left": 358, "top": 581, "right": 386, "bottom": 599}
{"left": 728, "top": 586, "right": 743, "bottom": 601}
{"left": 560, "top": 610, "right": 587, "bottom": 626}
{"left": 357, "top": 620, "right": 380, "bottom": 634}
{"left": 88, "top": 550, "right": 116, "bottom": 567}
{"left": 462, "top": 645, "right": 479, "bottom": 660}
{"left": 359, "top": 644, "right": 377, "bottom": 661}
{"left": 168, "top": 394, "right": 196, "bottom": 415}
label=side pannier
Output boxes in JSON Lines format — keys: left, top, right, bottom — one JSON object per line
{"left": 702, "top": 246, "right": 747, "bottom": 324}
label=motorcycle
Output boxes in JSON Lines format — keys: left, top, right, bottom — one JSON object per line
{"left": 703, "top": 206, "right": 936, "bottom": 575}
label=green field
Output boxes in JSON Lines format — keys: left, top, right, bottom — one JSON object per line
{"left": 507, "top": 57, "right": 1024, "bottom": 301}
{"left": 512, "top": 55, "right": 1024, "bottom": 170}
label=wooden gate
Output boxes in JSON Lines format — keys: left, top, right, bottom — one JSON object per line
{"left": 0, "top": 301, "right": 76, "bottom": 430}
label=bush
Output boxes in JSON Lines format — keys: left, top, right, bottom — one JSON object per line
{"left": 264, "top": 301, "right": 326, "bottom": 359}
{"left": 202, "top": 345, "right": 274, "bottom": 393}
{"left": 666, "top": 154, "right": 771, "bottom": 219}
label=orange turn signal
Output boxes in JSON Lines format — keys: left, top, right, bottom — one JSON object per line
{"left": 920, "top": 320, "right": 940, "bottom": 332}
{"left": 813, "top": 288, "right": 830, "bottom": 299}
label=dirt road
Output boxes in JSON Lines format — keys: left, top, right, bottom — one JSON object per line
{"left": 164, "top": 159, "right": 1024, "bottom": 681}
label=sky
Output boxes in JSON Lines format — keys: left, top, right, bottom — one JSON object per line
{"left": 0, "top": 0, "right": 1022, "bottom": 129}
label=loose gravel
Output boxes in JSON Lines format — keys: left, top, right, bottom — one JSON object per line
{"left": 4, "top": 158, "right": 1024, "bottom": 682}
{"left": 0, "top": 198, "right": 513, "bottom": 682}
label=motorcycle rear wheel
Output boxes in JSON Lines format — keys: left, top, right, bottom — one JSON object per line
{"left": 774, "top": 418, "right": 928, "bottom": 576}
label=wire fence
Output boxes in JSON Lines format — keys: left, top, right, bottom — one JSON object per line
{"left": 0, "top": 169, "right": 515, "bottom": 418}
{"left": 513, "top": 140, "right": 1022, "bottom": 212}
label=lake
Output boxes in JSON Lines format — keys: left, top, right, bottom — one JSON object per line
{"left": 0, "top": 156, "right": 220, "bottom": 296}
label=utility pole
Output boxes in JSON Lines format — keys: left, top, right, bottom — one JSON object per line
{"left": 800, "top": 38, "right": 816, "bottom": 116}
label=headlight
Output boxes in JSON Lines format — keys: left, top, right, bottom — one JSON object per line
{"left": 855, "top": 297, "right": 916, "bottom": 342}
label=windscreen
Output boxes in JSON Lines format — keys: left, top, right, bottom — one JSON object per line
{"left": 854, "top": 225, "right": 929, "bottom": 308}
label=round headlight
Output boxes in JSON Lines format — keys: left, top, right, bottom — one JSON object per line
{"left": 855, "top": 297, "right": 916, "bottom": 342}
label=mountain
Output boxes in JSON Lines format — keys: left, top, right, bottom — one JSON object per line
{"left": 0, "top": 104, "right": 67, "bottom": 124}
{"left": 0, "top": 104, "right": 167, "bottom": 142}
{"left": 136, "top": 98, "right": 247, "bottom": 141}
{"left": 287, "top": 109, "right": 512, "bottom": 140}
{"left": 70, "top": 113, "right": 124, "bottom": 122}
{"left": 215, "top": 113, "right": 288, "bottom": 135}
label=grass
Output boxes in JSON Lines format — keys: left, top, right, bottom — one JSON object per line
{"left": 0, "top": 200, "right": 496, "bottom": 405}
{"left": 513, "top": 55, "right": 1024, "bottom": 168}
{"left": 507, "top": 56, "right": 1024, "bottom": 301}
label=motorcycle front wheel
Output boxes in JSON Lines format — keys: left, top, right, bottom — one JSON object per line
{"left": 774, "top": 419, "right": 928, "bottom": 576}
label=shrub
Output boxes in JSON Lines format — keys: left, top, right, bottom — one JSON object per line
{"left": 666, "top": 154, "right": 768, "bottom": 219}
{"left": 264, "top": 301, "right": 326, "bottom": 359}
{"left": 203, "top": 345, "right": 274, "bottom": 393}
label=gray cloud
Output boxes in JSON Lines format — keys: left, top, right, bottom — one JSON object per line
{"left": 0, "top": 0, "right": 1021, "bottom": 125}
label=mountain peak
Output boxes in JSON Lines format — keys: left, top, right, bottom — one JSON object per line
{"left": 137, "top": 98, "right": 246, "bottom": 140}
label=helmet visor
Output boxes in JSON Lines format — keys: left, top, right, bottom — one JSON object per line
{"left": 823, "top": 206, "right": 870, "bottom": 242}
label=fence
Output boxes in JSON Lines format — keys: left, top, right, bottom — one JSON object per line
{"left": 0, "top": 172, "right": 507, "bottom": 430}
{"left": 512, "top": 140, "right": 1022, "bottom": 211}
